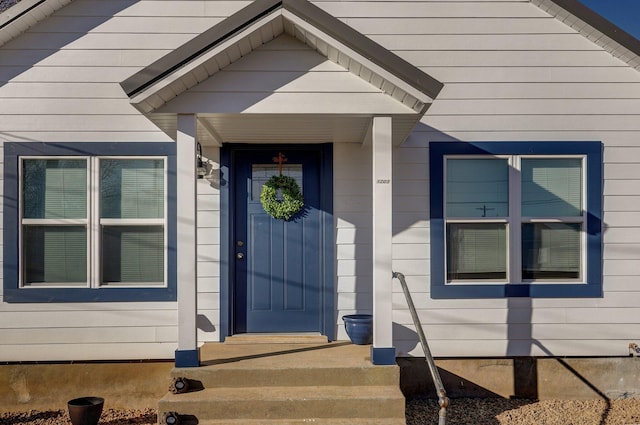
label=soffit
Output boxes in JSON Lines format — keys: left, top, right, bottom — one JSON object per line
{"left": 0, "top": 0, "right": 72, "bottom": 46}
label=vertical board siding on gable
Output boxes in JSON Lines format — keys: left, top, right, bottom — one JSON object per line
{"left": 313, "top": 0, "right": 640, "bottom": 357}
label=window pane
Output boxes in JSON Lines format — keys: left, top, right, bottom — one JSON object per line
{"left": 447, "top": 223, "right": 507, "bottom": 280}
{"left": 23, "top": 159, "right": 87, "bottom": 219}
{"left": 251, "top": 164, "right": 303, "bottom": 201}
{"left": 446, "top": 159, "right": 508, "bottom": 217}
{"left": 23, "top": 225, "right": 87, "bottom": 285}
{"left": 101, "top": 159, "right": 164, "bottom": 219}
{"left": 521, "top": 158, "right": 582, "bottom": 217}
{"left": 102, "top": 226, "right": 164, "bottom": 285}
{"left": 522, "top": 223, "right": 580, "bottom": 279}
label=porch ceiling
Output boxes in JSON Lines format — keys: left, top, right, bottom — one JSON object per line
{"left": 121, "top": 0, "right": 444, "bottom": 145}
{"left": 149, "top": 113, "right": 421, "bottom": 146}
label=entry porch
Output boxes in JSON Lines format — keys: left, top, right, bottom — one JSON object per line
{"left": 158, "top": 341, "right": 406, "bottom": 424}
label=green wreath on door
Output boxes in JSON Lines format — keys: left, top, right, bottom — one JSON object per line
{"left": 260, "top": 175, "right": 304, "bottom": 220}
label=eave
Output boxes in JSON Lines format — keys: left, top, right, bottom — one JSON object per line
{"left": 121, "top": 0, "right": 443, "bottom": 119}
{"left": 536, "top": 0, "right": 640, "bottom": 70}
{"left": 0, "top": 0, "right": 72, "bottom": 46}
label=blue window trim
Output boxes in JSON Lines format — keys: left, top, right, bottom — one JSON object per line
{"left": 3, "top": 142, "right": 177, "bottom": 303}
{"left": 429, "top": 141, "right": 603, "bottom": 299}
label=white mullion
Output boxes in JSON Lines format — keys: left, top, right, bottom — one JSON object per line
{"left": 442, "top": 156, "right": 450, "bottom": 282}
{"left": 163, "top": 156, "right": 168, "bottom": 287}
{"left": 581, "top": 155, "right": 588, "bottom": 282}
{"left": 446, "top": 218, "right": 508, "bottom": 224}
{"left": 18, "top": 158, "right": 24, "bottom": 288}
{"left": 522, "top": 217, "right": 585, "bottom": 223}
{"left": 509, "top": 155, "right": 522, "bottom": 284}
{"left": 99, "top": 218, "right": 165, "bottom": 226}
{"left": 22, "top": 218, "right": 88, "bottom": 225}
{"left": 90, "top": 157, "right": 100, "bottom": 288}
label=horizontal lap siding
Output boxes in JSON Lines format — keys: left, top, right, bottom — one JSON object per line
{"left": 0, "top": 0, "right": 245, "bottom": 143}
{"left": 0, "top": 1, "right": 244, "bottom": 361}
{"left": 2, "top": 0, "right": 640, "bottom": 361}
{"left": 316, "top": 0, "right": 640, "bottom": 357}
{"left": 196, "top": 146, "right": 221, "bottom": 344}
{"left": 334, "top": 143, "right": 373, "bottom": 340}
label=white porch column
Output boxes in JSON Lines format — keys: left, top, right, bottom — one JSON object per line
{"left": 175, "top": 113, "right": 199, "bottom": 367}
{"left": 371, "top": 116, "right": 395, "bottom": 365}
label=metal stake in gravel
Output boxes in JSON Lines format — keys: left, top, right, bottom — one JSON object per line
{"left": 394, "top": 272, "right": 450, "bottom": 425}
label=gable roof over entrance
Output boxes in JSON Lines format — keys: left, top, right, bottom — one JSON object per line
{"left": 119, "top": 0, "right": 444, "bottom": 145}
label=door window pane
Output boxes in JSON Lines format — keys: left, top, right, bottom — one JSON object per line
{"left": 251, "top": 164, "right": 303, "bottom": 201}
{"left": 101, "top": 159, "right": 164, "bottom": 219}
{"left": 23, "top": 159, "right": 87, "bottom": 219}
{"left": 447, "top": 223, "right": 507, "bottom": 280}
{"left": 446, "top": 159, "right": 508, "bottom": 217}
{"left": 521, "top": 158, "right": 582, "bottom": 217}
{"left": 101, "top": 225, "right": 164, "bottom": 285}
{"left": 22, "top": 225, "right": 87, "bottom": 285}
{"left": 522, "top": 223, "right": 581, "bottom": 279}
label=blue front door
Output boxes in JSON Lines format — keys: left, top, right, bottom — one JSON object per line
{"left": 232, "top": 146, "right": 331, "bottom": 333}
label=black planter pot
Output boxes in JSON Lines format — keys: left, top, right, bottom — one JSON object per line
{"left": 342, "top": 314, "right": 373, "bottom": 345}
{"left": 67, "top": 396, "right": 104, "bottom": 425}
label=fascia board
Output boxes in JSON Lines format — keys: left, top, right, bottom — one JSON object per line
{"left": 282, "top": 9, "right": 435, "bottom": 105}
{"left": 129, "top": 10, "right": 284, "bottom": 107}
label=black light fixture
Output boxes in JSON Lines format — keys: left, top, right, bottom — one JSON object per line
{"left": 196, "top": 142, "right": 207, "bottom": 179}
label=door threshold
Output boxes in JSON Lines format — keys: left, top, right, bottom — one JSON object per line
{"left": 225, "top": 333, "right": 328, "bottom": 345}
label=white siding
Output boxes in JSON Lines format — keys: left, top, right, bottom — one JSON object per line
{"left": 0, "top": 0, "right": 248, "bottom": 143}
{"left": 2, "top": 0, "right": 640, "bottom": 360}
{"left": 196, "top": 146, "right": 221, "bottom": 344}
{"left": 0, "top": 0, "right": 247, "bottom": 362}
{"left": 334, "top": 143, "right": 373, "bottom": 339}
{"left": 315, "top": 0, "right": 640, "bottom": 357}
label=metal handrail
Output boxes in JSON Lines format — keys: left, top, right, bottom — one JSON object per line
{"left": 393, "top": 271, "right": 449, "bottom": 425}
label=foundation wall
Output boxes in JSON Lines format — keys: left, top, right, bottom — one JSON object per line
{"left": 3, "top": 357, "right": 640, "bottom": 413}
{"left": 399, "top": 357, "right": 640, "bottom": 400}
{"left": 0, "top": 362, "right": 173, "bottom": 413}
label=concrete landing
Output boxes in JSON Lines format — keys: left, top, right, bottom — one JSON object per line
{"left": 158, "top": 341, "right": 406, "bottom": 424}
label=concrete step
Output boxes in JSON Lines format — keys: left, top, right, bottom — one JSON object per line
{"left": 170, "top": 364, "right": 399, "bottom": 388}
{"left": 170, "top": 342, "right": 399, "bottom": 388}
{"left": 158, "top": 385, "right": 405, "bottom": 421}
{"left": 159, "top": 343, "right": 406, "bottom": 424}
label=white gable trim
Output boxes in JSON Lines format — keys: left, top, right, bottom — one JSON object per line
{"left": 532, "top": 0, "right": 640, "bottom": 70}
{"left": 129, "top": 9, "right": 284, "bottom": 114}
{"left": 127, "top": 5, "right": 437, "bottom": 117}
{"left": 0, "top": 0, "right": 72, "bottom": 46}
{"left": 281, "top": 9, "right": 428, "bottom": 110}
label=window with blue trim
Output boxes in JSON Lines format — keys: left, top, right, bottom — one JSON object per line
{"left": 429, "top": 142, "right": 602, "bottom": 298}
{"left": 4, "top": 143, "right": 177, "bottom": 303}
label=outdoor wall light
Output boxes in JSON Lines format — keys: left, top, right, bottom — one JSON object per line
{"left": 196, "top": 142, "right": 220, "bottom": 187}
{"left": 196, "top": 142, "right": 208, "bottom": 179}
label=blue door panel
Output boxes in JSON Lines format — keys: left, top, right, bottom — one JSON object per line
{"left": 234, "top": 147, "right": 323, "bottom": 333}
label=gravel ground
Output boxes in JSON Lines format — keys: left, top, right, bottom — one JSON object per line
{"left": 406, "top": 397, "right": 640, "bottom": 425}
{"left": 2, "top": 399, "right": 640, "bottom": 424}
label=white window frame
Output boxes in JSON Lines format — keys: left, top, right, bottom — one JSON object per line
{"left": 18, "top": 156, "right": 168, "bottom": 289}
{"left": 443, "top": 154, "right": 586, "bottom": 285}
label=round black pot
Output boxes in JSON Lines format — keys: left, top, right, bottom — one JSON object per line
{"left": 67, "top": 396, "right": 104, "bottom": 425}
